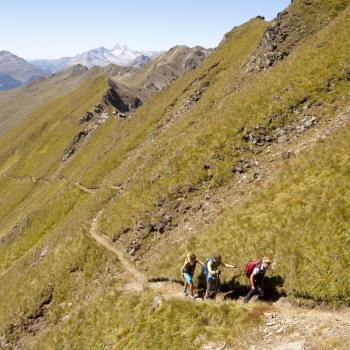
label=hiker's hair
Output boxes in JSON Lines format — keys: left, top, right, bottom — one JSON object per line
{"left": 187, "top": 253, "right": 196, "bottom": 260}
{"left": 262, "top": 257, "right": 271, "bottom": 264}
{"left": 213, "top": 254, "right": 222, "bottom": 261}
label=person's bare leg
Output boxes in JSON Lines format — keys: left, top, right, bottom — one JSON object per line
{"left": 189, "top": 283, "right": 194, "bottom": 297}
{"left": 183, "top": 282, "right": 189, "bottom": 296}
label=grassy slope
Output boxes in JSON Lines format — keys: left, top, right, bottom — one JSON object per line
{"left": 0, "top": 75, "right": 107, "bottom": 178}
{"left": 0, "top": 66, "right": 102, "bottom": 136}
{"left": 143, "top": 4, "right": 350, "bottom": 303}
{"left": 154, "top": 123, "right": 350, "bottom": 304}
{"left": 0, "top": 18, "right": 270, "bottom": 350}
{"left": 0, "top": 0, "right": 349, "bottom": 348}
{"left": 31, "top": 289, "right": 268, "bottom": 350}
{"left": 0, "top": 74, "right": 122, "bottom": 347}
{"left": 0, "top": 188, "right": 123, "bottom": 349}
{"left": 56, "top": 1, "right": 350, "bottom": 303}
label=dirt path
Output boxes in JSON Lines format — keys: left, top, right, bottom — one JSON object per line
{"left": 251, "top": 299, "right": 350, "bottom": 350}
{"left": 89, "top": 211, "right": 350, "bottom": 349}
{"left": 90, "top": 211, "right": 146, "bottom": 287}
{"left": 74, "top": 182, "right": 98, "bottom": 194}
{"left": 89, "top": 210, "right": 182, "bottom": 297}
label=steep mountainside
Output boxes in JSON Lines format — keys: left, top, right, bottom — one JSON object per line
{"left": 0, "top": 64, "right": 100, "bottom": 136}
{"left": 0, "top": 51, "right": 45, "bottom": 88}
{"left": 0, "top": 46, "right": 209, "bottom": 136}
{"left": 123, "top": 45, "right": 213, "bottom": 95}
{"left": 0, "top": 1, "right": 350, "bottom": 349}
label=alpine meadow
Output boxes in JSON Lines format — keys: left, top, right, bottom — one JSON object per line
{"left": 0, "top": 1, "right": 350, "bottom": 349}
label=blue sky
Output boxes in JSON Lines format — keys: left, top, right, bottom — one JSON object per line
{"left": 1, "top": 0, "right": 290, "bottom": 59}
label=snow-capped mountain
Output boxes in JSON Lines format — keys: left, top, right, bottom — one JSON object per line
{"left": 30, "top": 44, "right": 161, "bottom": 73}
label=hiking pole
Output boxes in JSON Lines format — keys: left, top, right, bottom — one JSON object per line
{"left": 214, "top": 272, "right": 221, "bottom": 298}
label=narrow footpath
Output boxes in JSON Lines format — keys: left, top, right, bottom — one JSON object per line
{"left": 89, "top": 211, "right": 350, "bottom": 350}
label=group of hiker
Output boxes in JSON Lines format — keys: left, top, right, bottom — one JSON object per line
{"left": 181, "top": 253, "right": 272, "bottom": 302}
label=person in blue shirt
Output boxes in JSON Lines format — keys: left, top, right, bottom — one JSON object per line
{"left": 204, "top": 254, "right": 237, "bottom": 299}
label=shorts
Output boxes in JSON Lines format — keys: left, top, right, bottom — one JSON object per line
{"left": 183, "top": 272, "right": 193, "bottom": 284}
{"left": 206, "top": 277, "right": 221, "bottom": 295}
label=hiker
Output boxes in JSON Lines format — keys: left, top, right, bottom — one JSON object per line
{"left": 203, "top": 254, "right": 237, "bottom": 299}
{"left": 244, "top": 257, "right": 272, "bottom": 303}
{"left": 181, "top": 253, "right": 204, "bottom": 298}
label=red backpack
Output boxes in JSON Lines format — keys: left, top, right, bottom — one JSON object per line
{"left": 244, "top": 260, "right": 260, "bottom": 277}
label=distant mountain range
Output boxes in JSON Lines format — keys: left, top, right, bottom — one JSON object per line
{"left": 30, "top": 44, "right": 161, "bottom": 74}
{"left": 0, "top": 50, "right": 45, "bottom": 91}
{"left": 0, "top": 44, "right": 211, "bottom": 134}
{"left": 0, "top": 45, "right": 161, "bottom": 91}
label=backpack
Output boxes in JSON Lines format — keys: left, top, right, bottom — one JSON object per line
{"left": 244, "top": 260, "right": 260, "bottom": 277}
{"left": 201, "top": 257, "right": 213, "bottom": 277}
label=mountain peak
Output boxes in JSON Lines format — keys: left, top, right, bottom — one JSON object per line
{"left": 31, "top": 45, "right": 160, "bottom": 73}
{"left": 112, "top": 43, "right": 131, "bottom": 51}
{"left": 0, "top": 50, "right": 45, "bottom": 89}
{"left": 0, "top": 50, "right": 26, "bottom": 62}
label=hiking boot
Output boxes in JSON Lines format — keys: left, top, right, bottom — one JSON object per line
{"left": 183, "top": 288, "right": 188, "bottom": 297}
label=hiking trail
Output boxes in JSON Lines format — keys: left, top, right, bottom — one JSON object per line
{"left": 89, "top": 210, "right": 182, "bottom": 297}
{"left": 89, "top": 210, "right": 350, "bottom": 350}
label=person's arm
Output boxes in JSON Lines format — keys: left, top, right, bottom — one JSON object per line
{"left": 181, "top": 260, "right": 188, "bottom": 274}
{"left": 196, "top": 259, "right": 204, "bottom": 266}
{"left": 222, "top": 262, "right": 237, "bottom": 268}
{"left": 250, "top": 272, "right": 255, "bottom": 290}
{"left": 250, "top": 267, "right": 259, "bottom": 290}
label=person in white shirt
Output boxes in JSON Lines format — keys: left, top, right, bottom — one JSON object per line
{"left": 244, "top": 257, "right": 272, "bottom": 303}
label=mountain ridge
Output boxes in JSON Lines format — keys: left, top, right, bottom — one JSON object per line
{"left": 0, "top": 50, "right": 45, "bottom": 90}
{"left": 0, "top": 0, "right": 350, "bottom": 349}
{"left": 30, "top": 44, "right": 162, "bottom": 73}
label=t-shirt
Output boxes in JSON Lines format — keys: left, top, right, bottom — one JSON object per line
{"left": 252, "top": 263, "right": 266, "bottom": 281}
{"left": 207, "top": 259, "right": 224, "bottom": 279}
{"left": 183, "top": 261, "right": 196, "bottom": 276}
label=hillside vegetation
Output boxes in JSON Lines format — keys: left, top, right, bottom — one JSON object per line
{"left": 0, "top": 0, "right": 349, "bottom": 349}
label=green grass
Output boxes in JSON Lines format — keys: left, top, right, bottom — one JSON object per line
{"left": 150, "top": 123, "right": 350, "bottom": 304}
{"left": 0, "top": 185, "right": 88, "bottom": 272}
{"left": 84, "top": 2, "right": 350, "bottom": 301}
{"left": 30, "top": 288, "right": 267, "bottom": 350}
{"left": 0, "top": 0, "right": 350, "bottom": 348}
{"left": 0, "top": 75, "right": 107, "bottom": 178}
{"left": 0, "top": 188, "right": 122, "bottom": 347}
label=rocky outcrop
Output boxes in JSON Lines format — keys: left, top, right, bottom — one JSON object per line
{"left": 102, "top": 80, "right": 142, "bottom": 113}
{"left": 233, "top": 158, "right": 252, "bottom": 174}
{"left": 70, "top": 64, "right": 88, "bottom": 77}
{"left": 127, "top": 45, "right": 212, "bottom": 94}
{"left": 244, "top": 0, "right": 350, "bottom": 73}
{"left": 240, "top": 114, "right": 318, "bottom": 151}
{"left": 93, "top": 104, "right": 104, "bottom": 114}
{"left": 183, "top": 47, "right": 208, "bottom": 71}
{"left": 63, "top": 80, "right": 144, "bottom": 161}
{"left": 79, "top": 111, "right": 93, "bottom": 124}
{"left": 244, "top": 9, "right": 306, "bottom": 72}
{"left": 0, "top": 219, "right": 27, "bottom": 247}
{"left": 62, "top": 130, "right": 91, "bottom": 161}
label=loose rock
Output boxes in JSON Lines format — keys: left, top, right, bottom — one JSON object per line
{"left": 79, "top": 111, "right": 93, "bottom": 124}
